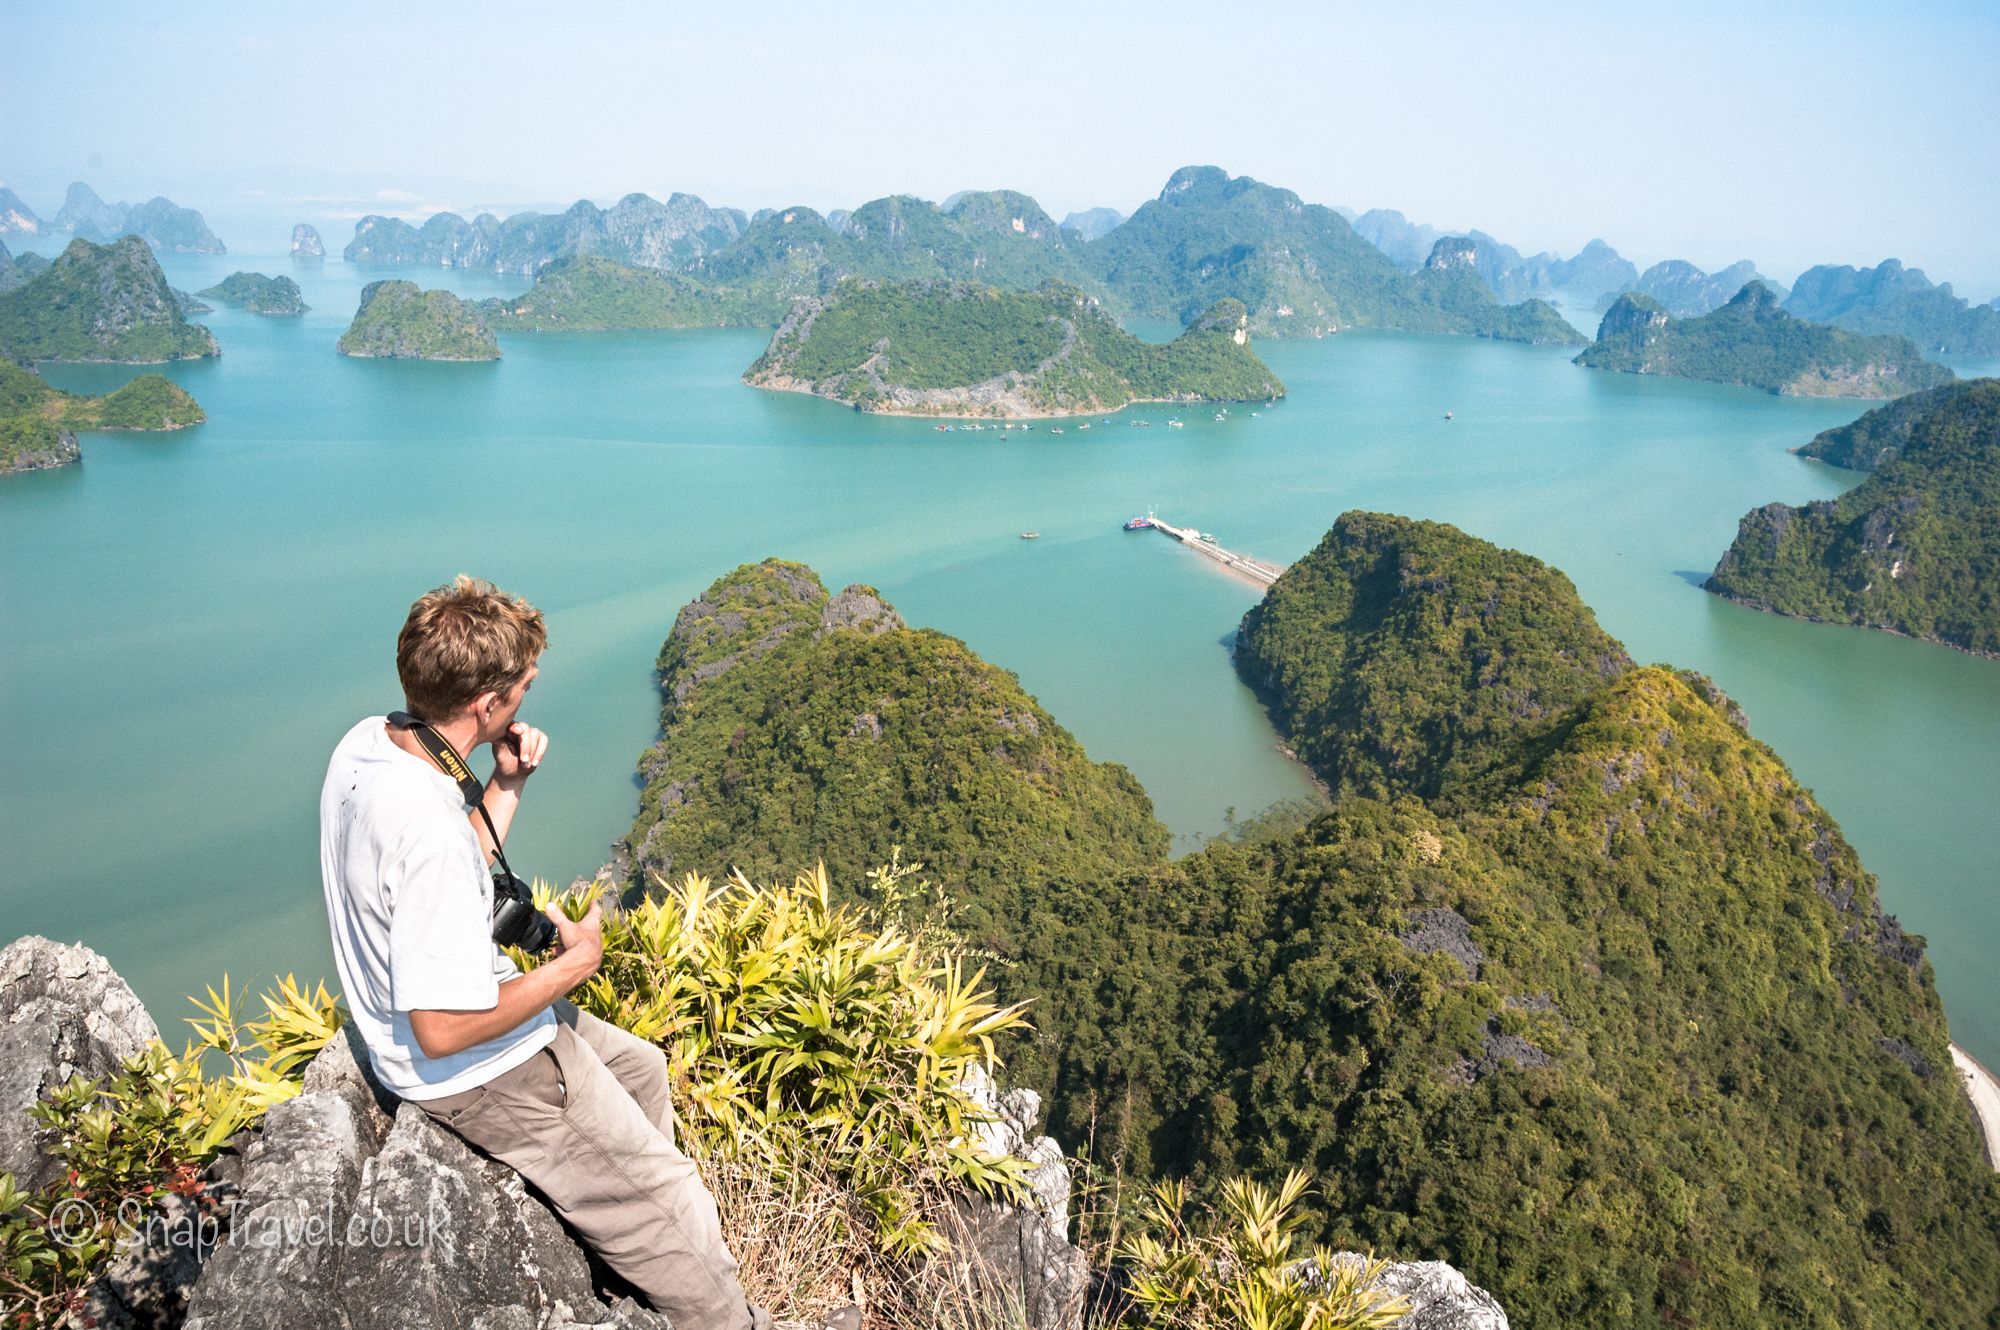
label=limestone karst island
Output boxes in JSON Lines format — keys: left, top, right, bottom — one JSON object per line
{"left": 5, "top": 7, "right": 2000, "bottom": 1330}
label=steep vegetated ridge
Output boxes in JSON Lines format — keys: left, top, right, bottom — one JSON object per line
{"left": 0, "top": 237, "right": 220, "bottom": 362}
{"left": 1599, "top": 259, "right": 1789, "bottom": 318}
{"left": 1346, "top": 208, "right": 1637, "bottom": 303}
{"left": 743, "top": 280, "right": 1284, "bottom": 417}
{"left": 620, "top": 559, "right": 1168, "bottom": 905}
{"left": 986, "top": 511, "right": 2000, "bottom": 1327}
{"left": 351, "top": 170, "right": 1585, "bottom": 344}
{"left": 344, "top": 191, "right": 750, "bottom": 274}
{"left": 49, "top": 182, "right": 224, "bottom": 253}
{"left": 1408, "top": 239, "right": 1584, "bottom": 346}
{"left": 1059, "top": 207, "right": 1125, "bottom": 241}
{"left": 337, "top": 280, "right": 499, "bottom": 360}
{"left": 480, "top": 254, "right": 758, "bottom": 330}
{"left": 1234, "top": 512, "right": 1632, "bottom": 804}
{"left": 0, "top": 239, "right": 50, "bottom": 292}
{"left": 196, "top": 272, "right": 308, "bottom": 315}
{"left": 613, "top": 525, "right": 2000, "bottom": 1326}
{"left": 1577, "top": 283, "right": 1955, "bottom": 398}
{"left": 1079, "top": 167, "right": 1585, "bottom": 342}
{"left": 0, "top": 417, "right": 78, "bottom": 475}
{"left": 1784, "top": 259, "right": 2000, "bottom": 356}
{"left": 1707, "top": 379, "right": 2000, "bottom": 656}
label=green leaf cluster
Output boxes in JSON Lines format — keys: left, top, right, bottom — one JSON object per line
{"left": 0, "top": 237, "right": 219, "bottom": 363}
{"left": 1577, "top": 285, "right": 1956, "bottom": 398}
{"left": 1707, "top": 378, "right": 2000, "bottom": 655}
{"left": 534, "top": 866, "right": 1031, "bottom": 1255}
{"left": 744, "top": 279, "right": 1285, "bottom": 416}
{"left": 1119, "top": 1171, "right": 1408, "bottom": 1330}
{"left": 337, "top": 280, "right": 500, "bottom": 360}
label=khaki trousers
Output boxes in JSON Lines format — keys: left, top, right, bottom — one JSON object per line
{"left": 416, "top": 1002, "right": 769, "bottom": 1330}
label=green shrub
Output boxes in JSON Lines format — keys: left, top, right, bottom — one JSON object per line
{"left": 1119, "top": 1169, "right": 1408, "bottom": 1330}
{"left": 533, "top": 864, "right": 1032, "bottom": 1255}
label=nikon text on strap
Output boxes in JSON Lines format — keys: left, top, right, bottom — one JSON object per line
{"left": 386, "top": 711, "right": 518, "bottom": 882}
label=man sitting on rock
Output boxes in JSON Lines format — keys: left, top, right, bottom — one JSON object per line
{"left": 318, "top": 576, "right": 857, "bottom": 1330}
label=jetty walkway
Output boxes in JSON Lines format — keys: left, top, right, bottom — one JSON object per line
{"left": 1147, "top": 517, "right": 1287, "bottom": 587}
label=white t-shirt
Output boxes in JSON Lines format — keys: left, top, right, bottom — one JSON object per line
{"left": 318, "top": 716, "right": 555, "bottom": 1100}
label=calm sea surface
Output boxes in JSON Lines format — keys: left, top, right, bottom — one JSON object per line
{"left": 2, "top": 249, "right": 1996, "bottom": 1068}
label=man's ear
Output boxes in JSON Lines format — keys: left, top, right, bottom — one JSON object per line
{"left": 468, "top": 690, "right": 500, "bottom": 725}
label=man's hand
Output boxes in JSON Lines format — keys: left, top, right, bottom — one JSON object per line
{"left": 547, "top": 900, "right": 604, "bottom": 981}
{"left": 491, "top": 721, "right": 548, "bottom": 788}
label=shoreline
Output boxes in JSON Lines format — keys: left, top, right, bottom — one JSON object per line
{"left": 745, "top": 375, "right": 1271, "bottom": 421}
{"left": 1951, "top": 1043, "right": 2000, "bottom": 1170}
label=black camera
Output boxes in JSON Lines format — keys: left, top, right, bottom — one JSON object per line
{"left": 491, "top": 867, "right": 558, "bottom": 954}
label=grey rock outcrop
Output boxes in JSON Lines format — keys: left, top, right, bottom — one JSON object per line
{"left": 183, "top": 1024, "right": 667, "bottom": 1330}
{"left": 0, "top": 936, "right": 159, "bottom": 1189}
{"left": 1326, "top": 1255, "right": 1510, "bottom": 1329}
{"left": 290, "top": 223, "right": 325, "bottom": 259}
{"left": 958, "top": 1067, "right": 1088, "bottom": 1330}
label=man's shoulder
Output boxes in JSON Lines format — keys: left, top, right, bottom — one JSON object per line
{"left": 324, "top": 717, "right": 463, "bottom": 839}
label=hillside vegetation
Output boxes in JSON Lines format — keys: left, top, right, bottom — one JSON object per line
{"left": 196, "top": 271, "right": 306, "bottom": 315}
{"left": 1707, "top": 379, "right": 2000, "bottom": 655}
{"left": 744, "top": 280, "right": 1284, "bottom": 417}
{"left": 620, "top": 517, "right": 2000, "bottom": 1327}
{"left": 1577, "top": 284, "right": 1954, "bottom": 398}
{"left": 0, "top": 237, "right": 219, "bottom": 363}
{"left": 619, "top": 559, "right": 1169, "bottom": 902}
{"left": 482, "top": 254, "right": 760, "bottom": 329}
{"left": 337, "top": 281, "right": 499, "bottom": 360}
{"left": 0, "top": 360, "right": 203, "bottom": 474}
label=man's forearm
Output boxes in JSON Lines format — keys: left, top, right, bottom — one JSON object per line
{"left": 409, "top": 949, "right": 589, "bottom": 1058}
{"left": 471, "top": 776, "right": 526, "bottom": 863}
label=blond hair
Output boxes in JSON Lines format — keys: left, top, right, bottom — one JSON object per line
{"left": 396, "top": 576, "right": 547, "bottom": 721}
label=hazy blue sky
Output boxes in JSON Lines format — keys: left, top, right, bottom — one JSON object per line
{"left": 5, "top": 0, "right": 1997, "bottom": 294}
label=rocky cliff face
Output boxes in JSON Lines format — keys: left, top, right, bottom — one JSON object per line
{"left": 0, "top": 189, "right": 44, "bottom": 236}
{"left": 344, "top": 193, "right": 748, "bottom": 275}
{"left": 289, "top": 224, "right": 324, "bottom": 259}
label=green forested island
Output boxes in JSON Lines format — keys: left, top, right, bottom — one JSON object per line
{"left": 196, "top": 271, "right": 307, "bottom": 315}
{"left": 1784, "top": 259, "right": 2000, "bottom": 357}
{"left": 619, "top": 558, "right": 1168, "bottom": 896}
{"left": 743, "top": 280, "right": 1284, "bottom": 417}
{"left": 619, "top": 522, "right": 2000, "bottom": 1327}
{"left": 337, "top": 280, "right": 499, "bottom": 360}
{"left": 0, "top": 360, "right": 203, "bottom": 474}
{"left": 1577, "top": 283, "right": 1955, "bottom": 398}
{"left": 1078, "top": 168, "right": 1585, "bottom": 342}
{"left": 481, "top": 255, "right": 756, "bottom": 329}
{"left": 0, "top": 237, "right": 219, "bottom": 363}
{"left": 1707, "top": 379, "right": 2000, "bottom": 656}
{"left": 343, "top": 168, "right": 1591, "bottom": 344}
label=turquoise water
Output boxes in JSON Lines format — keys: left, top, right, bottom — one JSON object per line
{"left": 3, "top": 254, "right": 1997, "bottom": 1074}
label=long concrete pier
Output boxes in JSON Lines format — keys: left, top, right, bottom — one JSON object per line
{"left": 1147, "top": 516, "right": 1287, "bottom": 587}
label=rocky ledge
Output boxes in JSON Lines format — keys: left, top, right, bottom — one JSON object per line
{"left": 5, "top": 936, "right": 1511, "bottom": 1329}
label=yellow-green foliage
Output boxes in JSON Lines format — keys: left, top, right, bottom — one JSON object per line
{"left": 1119, "top": 1169, "right": 1408, "bottom": 1330}
{"left": 532, "top": 865, "right": 1032, "bottom": 1255}
{"left": 0, "top": 977, "right": 344, "bottom": 1323}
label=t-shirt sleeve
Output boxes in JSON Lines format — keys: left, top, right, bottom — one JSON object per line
{"left": 385, "top": 814, "right": 501, "bottom": 1013}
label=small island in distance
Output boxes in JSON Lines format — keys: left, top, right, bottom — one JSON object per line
{"left": 338, "top": 281, "right": 499, "bottom": 360}
{"left": 743, "top": 279, "right": 1284, "bottom": 418}
{"left": 1, "top": 359, "right": 205, "bottom": 476}
{"left": 198, "top": 272, "right": 308, "bottom": 316}
{"left": 1576, "top": 283, "right": 1954, "bottom": 399}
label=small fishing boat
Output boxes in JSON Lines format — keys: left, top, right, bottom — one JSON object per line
{"left": 1123, "top": 516, "right": 1153, "bottom": 531}
{"left": 1077, "top": 423, "right": 1090, "bottom": 431}
{"left": 1444, "top": 411, "right": 1454, "bottom": 421}
{"left": 1020, "top": 532, "right": 1040, "bottom": 540}
{"left": 1050, "top": 427, "right": 1064, "bottom": 435}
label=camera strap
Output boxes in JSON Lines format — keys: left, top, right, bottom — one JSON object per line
{"left": 386, "top": 711, "right": 519, "bottom": 885}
